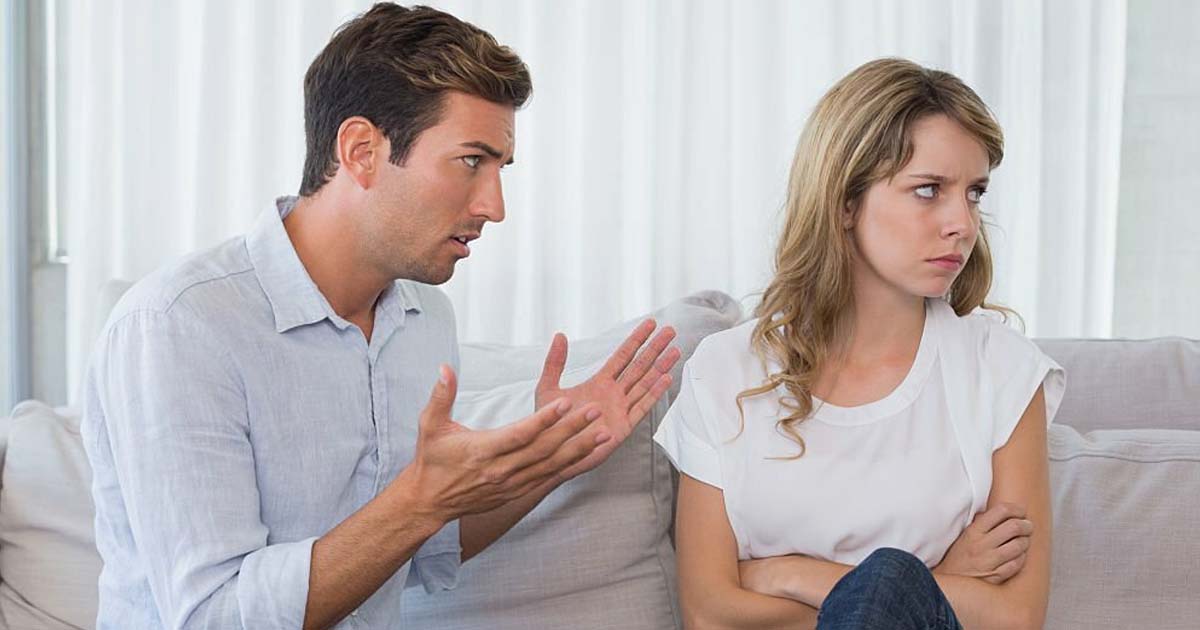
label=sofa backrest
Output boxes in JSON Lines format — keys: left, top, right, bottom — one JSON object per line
{"left": 1036, "top": 337, "right": 1200, "bottom": 432}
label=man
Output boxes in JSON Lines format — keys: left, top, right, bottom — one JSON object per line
{"left": 80, "top": 4, "right": 679, "bottom": 628}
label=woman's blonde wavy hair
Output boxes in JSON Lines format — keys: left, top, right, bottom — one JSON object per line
{"left": 737, "top": 58, "right": 1009, "bottom": 458}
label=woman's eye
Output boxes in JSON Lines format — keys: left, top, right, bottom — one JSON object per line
{"left": 967, "top": 187, "right": 987, "bottom": 203}
{"left": 461, "top": 155, "right": 482, "bottom": 169}
{"left": 914, "top": 184, "right": 937, "bottom": 199}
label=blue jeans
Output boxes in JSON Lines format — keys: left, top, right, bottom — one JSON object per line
{"left": 817, "top": 548, "right": 962, "bottom": 630}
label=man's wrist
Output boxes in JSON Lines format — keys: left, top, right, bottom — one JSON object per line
{"left": 387, "top": 467, "right": 452, "bottom": 536}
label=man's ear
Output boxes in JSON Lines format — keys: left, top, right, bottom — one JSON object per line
{"left": 335, "top": 116, "right": 383, "bottom": 190}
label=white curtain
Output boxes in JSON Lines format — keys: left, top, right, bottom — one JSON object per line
{"left": 60, "top": 0, "right": 1128, "bottom": 398}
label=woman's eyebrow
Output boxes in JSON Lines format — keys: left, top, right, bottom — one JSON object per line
{"left": 906, "top": 173, "right": 989, "bottom": 185}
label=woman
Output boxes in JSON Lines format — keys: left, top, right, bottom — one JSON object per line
{"left": 654, "top": 58, "right": 1065, "bottom": 629}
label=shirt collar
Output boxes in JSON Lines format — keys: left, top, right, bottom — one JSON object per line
{"left": 246, "top": 196, "right": 422, "bottom": 334}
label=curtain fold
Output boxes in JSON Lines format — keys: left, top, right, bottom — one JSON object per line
{"left": 61, "top": 0, "right": 1128, "bottom": 399}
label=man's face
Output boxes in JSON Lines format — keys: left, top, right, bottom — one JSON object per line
{"left": 849, "top": 113, "right": 990, "bottom": 300}
{"left": 362, "top": 91, "right": 515, "bottom": 285}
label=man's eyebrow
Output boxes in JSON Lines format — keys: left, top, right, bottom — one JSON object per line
{"left": 459, "top": 141, "right": 514, "bottom": 166}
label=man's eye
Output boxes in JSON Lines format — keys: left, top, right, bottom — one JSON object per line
{"left": 915, "top": 184, "right": 937, "bottom": 199}
{"left": 461, "top": 156, "right": 482, "bottom": 169}
{"left": 967, "top": 187, "right": 987, "bottom": 203}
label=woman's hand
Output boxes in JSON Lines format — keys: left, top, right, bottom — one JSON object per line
{"left": 738, "top": 554, "right": 853, "bottom": 609}
{"left": 935, "top": 501, "right": 1033, "bottom": 584}
{"left": 738, "top": 556, "right": 797, "bottom": 600}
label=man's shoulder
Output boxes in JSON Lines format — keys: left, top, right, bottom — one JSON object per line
{"left": 106, "top": 235, "right": 256, "bottom": 330}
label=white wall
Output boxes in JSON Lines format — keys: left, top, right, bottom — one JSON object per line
{"left": 1113, "top": 0, "right": 1200, "bottom": 338}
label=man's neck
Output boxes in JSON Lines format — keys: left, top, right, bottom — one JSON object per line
{"left": 284, "top": 195, "right": 388, "bottom": 339}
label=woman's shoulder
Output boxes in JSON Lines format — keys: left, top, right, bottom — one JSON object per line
{"left": 931, "top": 299, "right": 1047, "bottom": 376}
{"left": 689, "top": 317, "right": 758, "bottom": 362}
{"left": 685, "top": 317, "right": 766, "bottom": 382}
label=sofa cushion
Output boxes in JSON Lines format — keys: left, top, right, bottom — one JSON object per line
{"left": 0, "top": 401, "right": 100, "bottom": 629}
{"left": 403, "top": 370, "right": 677, "bottom": 629}
{"left": 1036, "top": 337, "right": 1200, "bottom": 432}
{"left": 401, "top": 291, "right": 742, "bottom": 629}
{"left": 1046, "top": 423, "right": 1200, "bottom": 629}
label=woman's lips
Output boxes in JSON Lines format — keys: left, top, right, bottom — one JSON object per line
{"left": 928, "top": 257, "right": 962, "bottom": 270}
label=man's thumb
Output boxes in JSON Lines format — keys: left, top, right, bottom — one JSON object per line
{"left": 420, "top": 364, "right": 458, "bottom": 429}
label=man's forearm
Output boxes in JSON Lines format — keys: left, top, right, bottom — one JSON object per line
{"left": 459, "top": 476, "right": 559, "bottom": 561}
{"left": 304, "top": 471, "right": 446, "bottom": 630}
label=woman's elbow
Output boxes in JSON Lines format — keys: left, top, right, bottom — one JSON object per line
{"left": 991, "top": 600, "right": 1046, "bottom": 630}
{"left": 680, "top": 594, "right": 723, "bottom": 629}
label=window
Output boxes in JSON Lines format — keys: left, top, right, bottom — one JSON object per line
{"left": 2, "top": 0, "right": 32, "bottom": 412}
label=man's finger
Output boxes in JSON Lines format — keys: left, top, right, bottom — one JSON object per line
{"left": 616, "top": 326, "right": 677, "bottom": 391}
{"left": 419, "top": 364, "right": 458, "bottom": 433}
{"left": 624, "top": 346, "right": 681, "bottom": 408}
{"left": 505, "top": 404, "right": 601, "bottom": 472}
{"left": 501, "top": 405, "right": 606, "bottom": 485}
{"left": 536, "top": 333, "right": 569, "bottom": 395}
{"left": 479, "top": 397, "right": 574, "bottom": 457}
{"left": 598, "top": 320, "right": 656, "bottom": 379}
{"left": 628, "top": 373, "right": 673, "bottom": 423}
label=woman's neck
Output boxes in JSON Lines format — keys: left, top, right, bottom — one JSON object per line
{"left": 836, "top": 275, "right": 927, "bottom": 367}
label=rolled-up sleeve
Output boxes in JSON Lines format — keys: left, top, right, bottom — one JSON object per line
{"left": 404, "top": 519, "right": 462, "bottom": 593}
{"left": 90, "top": 310, "right": 312, "bottom": 629}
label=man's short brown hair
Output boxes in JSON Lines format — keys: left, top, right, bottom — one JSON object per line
{"left": 299, "top": 3, "right": 532, "bottom": 196}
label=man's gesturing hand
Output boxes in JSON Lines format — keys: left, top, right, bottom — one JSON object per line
{"left": 534, "top": 319, "right": 681, "bottom": 480}
{"left": 396, "top": 364, "right": 611, "bottom": 523}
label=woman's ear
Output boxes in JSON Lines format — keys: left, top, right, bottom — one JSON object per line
{"left": 842, "top": 201, "right": 857, "bottom": 230}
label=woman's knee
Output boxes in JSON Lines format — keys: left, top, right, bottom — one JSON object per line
{"left": 826, "top": 548, "right": 925, "bottom": 600}
{"left": 852, "top": 547, "right": 939, "bottom": 595}
{"left": 859, "top": 548, "right": 928, "bottom": 578}
{"left": 819, "top": 548, "right": 957, "bottom": 629}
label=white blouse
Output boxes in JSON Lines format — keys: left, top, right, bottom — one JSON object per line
{"left": 653, "top": 298, "right": 1065, "bottom": 567}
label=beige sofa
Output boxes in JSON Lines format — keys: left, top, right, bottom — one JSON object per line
{"left": 1, "top": 284, "right": 1197, "bottom": 629}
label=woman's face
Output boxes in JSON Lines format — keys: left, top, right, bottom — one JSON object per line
{"left": 848, "top": 113, "right": 991, "bottom": 302}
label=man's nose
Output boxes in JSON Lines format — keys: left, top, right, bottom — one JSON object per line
{"left": 471, "top": 173, "right": 505, "bottom": 223}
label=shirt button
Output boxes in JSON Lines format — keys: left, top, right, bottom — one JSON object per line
{"left": 350, "top": 609, "right": 359, "bottom": 617}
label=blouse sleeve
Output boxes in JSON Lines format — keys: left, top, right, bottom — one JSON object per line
{"left": 982, "top": 320, "right": 1067, "bottom": 451}
{"left": 653, "top": 361, "right": 724, "bottom": 488}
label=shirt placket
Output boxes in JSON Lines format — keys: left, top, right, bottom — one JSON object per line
{"left": 367, "top": 345, "right": 389, "bottom": 495}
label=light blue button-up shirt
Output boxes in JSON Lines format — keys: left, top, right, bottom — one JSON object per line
{"left": 81, "top": 196, "right": 462, "bottom": 629}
